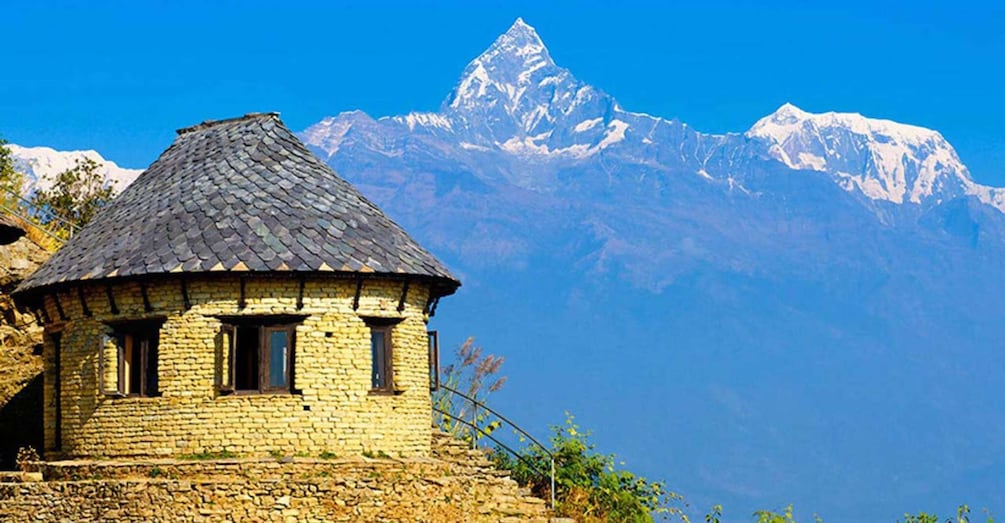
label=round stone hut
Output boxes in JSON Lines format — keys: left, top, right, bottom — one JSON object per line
{"left": 12, "top": 113, "right": 459, "bottom": 460}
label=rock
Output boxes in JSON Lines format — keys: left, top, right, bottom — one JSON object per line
{"left": 0, "top": 215, "right": 26, "bottom": 247}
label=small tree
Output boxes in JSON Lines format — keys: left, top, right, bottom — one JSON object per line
{"left": 0, "top": 139, "right": 26, "bottom": 212}
{"left": 29, "top": 157, "right": 115, "bottom": 237}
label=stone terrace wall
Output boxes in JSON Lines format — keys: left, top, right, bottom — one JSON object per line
{"left": 0, "top": 434, "right": 558, "bottom": 522}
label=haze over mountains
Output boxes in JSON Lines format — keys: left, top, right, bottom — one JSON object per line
{"left": 9, "top": 18, "right": 1005, "bottom": 521}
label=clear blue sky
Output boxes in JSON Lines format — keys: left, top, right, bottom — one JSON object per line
{"left": 3, "top": 0, "right": 1004, "bottom": 185}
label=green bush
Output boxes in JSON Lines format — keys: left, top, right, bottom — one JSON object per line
{"left": 494, "top": 413, "right": 688, "bottom": 522}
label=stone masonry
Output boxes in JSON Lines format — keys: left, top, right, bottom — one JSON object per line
{"left": 39, "top": 274, "right": 437, "bottom": 460}
{"left": 0, "top": 431, "right": 560, "bottom": 522}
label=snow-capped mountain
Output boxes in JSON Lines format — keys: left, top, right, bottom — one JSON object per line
{"left": 436, "top": 17, "right": 628, "bottom": 157}
{"left": 7, "top": 144, "right": 141, "bottom": 193}
{"left": 299, "top": 19, "right": 1005, "bottom": 521}
{"left": 307, "top": 18, "right": 696, "bottom": 168}
{"left": 305, "top": 18, "right": 1004, "bottom": 213}
{"left": 747, "top": 103, "right": 1005, "bottom": 209}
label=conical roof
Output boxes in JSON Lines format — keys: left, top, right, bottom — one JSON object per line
{"left": 15, "top": 113, "right": 459, "bottom": 298}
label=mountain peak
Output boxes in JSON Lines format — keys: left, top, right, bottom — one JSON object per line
{"left": 772, "top": 102, "right": 809, "bottom": 120}
{"left": 443, "top": 18, "right": 558, "bottom": 112}
{"left": 505, "top": 17, "right": 537, "bottom": 38}
{"left": 495, "top": 17, "right": 547, "bottom": 58}
{"left": 747, "top": 106, "right": 975, "bottom": 206}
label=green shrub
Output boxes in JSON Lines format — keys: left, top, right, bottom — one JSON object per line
{"left": 494, "top": 413, "right": 687, "bottom": 522}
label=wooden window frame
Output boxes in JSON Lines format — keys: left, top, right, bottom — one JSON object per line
{"left": 262, "top": 326, "right": 295, "bottom": 393}
{"left": 428, "top": 330, "right": 439, "bottom": 392}
{"left": 369, "top": 324, "right": 394, "bottom": 393}
{"left": 98, "top": 319, "right": 163, "bottom": 398}
{"left": 218, "top": 317, "right": 300, "bottom": 395}
{"left": 364, "top": 317, "right": 403, "bottom": 394}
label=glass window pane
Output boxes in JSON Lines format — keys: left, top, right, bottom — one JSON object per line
{"left": 269, "top": 331, "right": 288, "bottom": 388}
{"left": 371, "top": 330, "right": 386, "bottom": 389}
{"left": 235, "top": 326, "right": 260, "bottom": 391}
{"left": 145, "top": 335, "right": 159, "bottom": 396}
{"left": 124, "top": 335, "right": 140, "bottom": 395}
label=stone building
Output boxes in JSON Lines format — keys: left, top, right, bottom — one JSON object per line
{"left": 11, "top": 113, "right": 460, "bottom": 460}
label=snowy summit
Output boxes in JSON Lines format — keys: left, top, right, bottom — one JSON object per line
{"left": 301, "top": 18, "right": 1005, "bottom": 212}
{"left": 747, "top": 103, "right": 1005, "bottom": 208}
{"left": 6, "top": 144, "right": 141, "bottom": 194}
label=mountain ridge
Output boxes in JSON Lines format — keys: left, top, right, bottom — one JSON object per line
{"left": 7, "top": 144, "right": 141, "bottom": 194}
{"left": 303, "top": 18, "right": 1005, "bottom": 213}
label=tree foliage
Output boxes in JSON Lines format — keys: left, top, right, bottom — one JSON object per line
{"left": 0, "top": 139, "right": 26, "bottom": 212}
{"left": 747, "top": 504, "right": 989, "bottom": 523}
{"left": 29, "top": 157, "right": 114, "bottom": 237}
{"left": 495, "top": 413, "right": 689, "bottom": 522}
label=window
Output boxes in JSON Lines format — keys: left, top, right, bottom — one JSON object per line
{"left": 365, "top": 317, "right": 402, "bottom": 393}
{"left": 99, "top": 320, "right": 162, "bottom": 397}
{"left": 428, "top": 330, "right": 439, "bottom": 392}
{"left": 219, "top": 317, "right": 300, "bottom": 394}
{"left": 370, "top": 325, "right": 392, "bottom": 391}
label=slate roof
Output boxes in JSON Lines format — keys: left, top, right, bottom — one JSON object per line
{"left": 15, "top": 113, "right": 459, "bottom": 298}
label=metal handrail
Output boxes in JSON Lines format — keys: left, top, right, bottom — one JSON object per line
{"left": 2, "top": 187, "right": 78, "bottom": 229}
{"left": 0, "top": 203, "right": 67, "bottom": 245}
{"left": 435, "top": 383, "right": 556, "bottom": 509}
{"left": 0, "top": 187, "right": 78, "bottom": 243}
{"left": 438, "top": 384, "right": 553, "bottom": 460}
{"left": 433, "top": 406, "right": 551, "bottom": 478}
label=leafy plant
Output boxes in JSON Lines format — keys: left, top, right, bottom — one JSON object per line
{"left": 755, "top": 506, "right": 797, "bottom": 523}
{"left": 0, "top": 139, "right": 26, "bottom": 213}
{"left": 494, "top": 412, "right": 689, "bottom": 522}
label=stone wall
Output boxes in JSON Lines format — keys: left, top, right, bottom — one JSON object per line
{"left": 0, "top": 432, "right": 558, "bottom": 522}
{"left": 37, "top": 274, "right": 438, "bottom": 460}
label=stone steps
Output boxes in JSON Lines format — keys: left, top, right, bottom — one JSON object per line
{"left": 430, "top": 429, "right": 560, "bottom": 521}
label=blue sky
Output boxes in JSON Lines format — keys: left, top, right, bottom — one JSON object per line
{"left": 3, "top": 0, "right": 1004, "bottom": 185}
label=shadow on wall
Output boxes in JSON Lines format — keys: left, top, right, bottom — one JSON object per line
{"left": 0, "top": 373, "right": 43, "bottom": 470}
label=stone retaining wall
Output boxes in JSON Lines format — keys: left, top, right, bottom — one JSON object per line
{"left": 0, "top": 432, "right": 562, "bottom": 522}
{"left": 0, "top": 452, "right": 556, "bottom": 521}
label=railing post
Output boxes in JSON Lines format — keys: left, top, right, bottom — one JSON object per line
{"left": 550, "top": 457, "right": 556, "bottom": 510}
{"left": 471, "top": 401, "right": 478, "bottom": 449}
